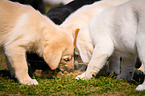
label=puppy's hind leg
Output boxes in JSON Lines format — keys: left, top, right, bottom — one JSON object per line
{"left": 135, "top": 18, "right": 145, "bottom": 91}
{"left": 4, "top": 43, "right": 38, "bottom": 85}
{"left": 117, "top": 56, "right": 136, "bottom": 81}
{"left": 136, "top": 45, "right": 145, "bottom": 91}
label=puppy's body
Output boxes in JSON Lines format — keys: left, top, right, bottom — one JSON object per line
{"left": 10, "top": 0, "right": 45, "bottom": 14}
{"left": 0, "top": 0, "right": 73, "bottom": 85}
{"left": 47, "top": 0, "right": 98, "bottom": 25}
{"left": 76, "top": 0, "right": 145, "bottom": 91}
{"left": 60, "top": 0, "right": 129, "bottom": 34}
{"left": 59, "top": 0, "right": 129, "bottom": 70}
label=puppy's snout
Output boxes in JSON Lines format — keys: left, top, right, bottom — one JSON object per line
{"left": 63, "top": 56, "right": 72, "bottom": 62}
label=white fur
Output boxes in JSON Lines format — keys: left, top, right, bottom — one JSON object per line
{"left": 138, "top": 64, "right": 145, "bottom": 74}
{"left": 44, "top": 0, "right": 73, "bottom": 5}
{"left": 75, "top": 0, "right": 145, "bottom": 91}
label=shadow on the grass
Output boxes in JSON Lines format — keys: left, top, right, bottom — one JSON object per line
{"left": 0, "top": 70, "right": 11, "bottom": 78}
{"left": 0, "top": 63, "right": 60, "bottom": 80}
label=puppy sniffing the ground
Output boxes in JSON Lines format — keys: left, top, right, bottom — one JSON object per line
{"left": 76, "top": 0, "right": 145, "bottom": 91}
{"left": 59, "top": 0, "right": 130, "bottom": 71}
{"left": 0, "top": 0, "right": 74, "bottom": 85}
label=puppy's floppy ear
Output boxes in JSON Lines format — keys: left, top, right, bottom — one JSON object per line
{"left": 43, "top": 45, "right": 63, "bottom": 70}
{"left": 73, "top": 28, "right": 80, "bottom": 48}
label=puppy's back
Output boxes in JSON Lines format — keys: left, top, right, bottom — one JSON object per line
{"left": 0, "top": 0, "right": 42, "bottom": 44}
{"left": 0, "top": 0, "right": 35, "bottom": 26}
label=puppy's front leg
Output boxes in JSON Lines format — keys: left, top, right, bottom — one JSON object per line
{"left": 76, "top": 43, "right": 114, "bottom": 80}
{"left": 5, "top": 44, "right": 38, "bottom": 85}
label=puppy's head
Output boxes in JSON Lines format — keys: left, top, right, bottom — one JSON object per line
{"left": 43, "top": 32, "right": 74, "bottom": 70}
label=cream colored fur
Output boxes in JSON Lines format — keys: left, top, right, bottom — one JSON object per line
{"left": 0, "top": 0, "right": 74, "bottom": 85}
{"left": 75, "top": 0, "right": 145, "bottom": 91}
{"left": 60, "top": 0, "right": 130, "bottom": 37}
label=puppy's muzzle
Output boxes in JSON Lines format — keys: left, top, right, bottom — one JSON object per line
{"left": 59, "top": 55, "right": 74, "bottom": 72}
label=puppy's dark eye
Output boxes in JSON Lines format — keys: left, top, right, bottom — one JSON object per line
{"left": 62, "top": 56, "right": 72, "bottom": 62}
{"left": 63, "top": 58, "right": 71, "bottom": 61}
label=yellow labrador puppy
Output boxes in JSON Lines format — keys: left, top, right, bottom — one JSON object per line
{"left": 0, "top": 0, "right": 74, "bottom": 85}
{"left": 76, "top": 0, "right": 145, "bottom": 91}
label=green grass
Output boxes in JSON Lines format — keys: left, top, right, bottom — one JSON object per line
{"left": 0, "top": 54, "right": 145, "bottom": 95}
{"left": 0, "top": 70, "right": 145, "bottom": 96}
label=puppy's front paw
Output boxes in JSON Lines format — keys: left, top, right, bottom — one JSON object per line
{"left": 136, "top": 84, "right": 145, "bottom": 91}
{"left": 27, "top": 79, "right": 39, "bottom": 85}
{"left": 21, "top": 79, "right": 39, "bottom": 85}
{"left": 75, "top": 72, "right": 92, "bottom": 80}
{"left": 75, "top": 72, "right": 86, "bottom": 80}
